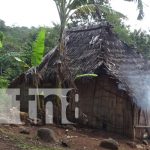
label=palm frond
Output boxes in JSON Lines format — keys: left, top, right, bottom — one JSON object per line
{"left": 71, "top": 4, "right": 127, "bottom": 22}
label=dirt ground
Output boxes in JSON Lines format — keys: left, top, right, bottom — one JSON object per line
{"left": 0, "top": 124, "right": 150, "bottom": 150}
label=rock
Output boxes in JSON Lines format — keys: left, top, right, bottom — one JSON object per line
{"left": 37, "top": 128, "right": 56, "bottom": 142}
{"left": 143, "top": 140, "right": 148, "bottom": 145}
{"left": 19, "top": 127, "right": 30, "bottom": 134}
{"left": 100, "top": 138, "right": 119, "bottom": 150}
{"left": 126, "top": 141, "right": 136, "bottom": 148}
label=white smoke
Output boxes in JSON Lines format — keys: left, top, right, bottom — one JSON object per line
{"left": 119, "top": 64, "right": 150, "bottom": 110}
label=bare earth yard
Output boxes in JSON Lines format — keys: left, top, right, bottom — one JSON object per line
{"left": 0, "top": 125, "right": 149, "bottom": 150}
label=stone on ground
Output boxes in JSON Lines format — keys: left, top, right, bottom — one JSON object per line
{"left": 37, "top": 128, "right": 56, "bottom": 142}
{"left": 100, "top": 138, "right": 119, "bottom": 150}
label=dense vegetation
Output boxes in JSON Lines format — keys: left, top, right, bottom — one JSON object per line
{"left": 0, "top": 20, "right": 59, "bottom": 87}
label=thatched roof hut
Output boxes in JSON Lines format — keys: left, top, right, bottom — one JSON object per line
{"left": 64, "top": 24, "right": 150, "bottom": 138}
{"left": 9, "top": 23, "right": 150, "bottom": 138}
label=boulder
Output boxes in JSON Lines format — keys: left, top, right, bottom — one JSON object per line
{"left": 100, "top": 138, "right": 119, "bottom": 150}
{"left": 37, "top": 128, "right": 56, "bottom": 142}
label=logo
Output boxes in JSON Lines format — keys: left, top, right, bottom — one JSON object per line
{"left": 0, "top": 88, "right": 79, "bottom": 124}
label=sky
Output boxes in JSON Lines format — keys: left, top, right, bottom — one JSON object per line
{"left": 110, "top": 0, "right": 150, "bottom": 31}
{"left": 0, "top": 0, "right": 59, "bottom": 27}
{"left": 0, "top": 0, "right": 149, "bottom": 31}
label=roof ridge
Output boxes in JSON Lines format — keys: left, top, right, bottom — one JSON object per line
{"left": 66, "top": 23, "right": 113, "bottom": 33}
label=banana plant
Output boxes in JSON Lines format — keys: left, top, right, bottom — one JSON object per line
{"left": 15, "top": 28, "right": 46, "bottom": 112}
{"left": 31, "top": 28, "right": 46, "bottom": 67}
{"left": 14, "top": 28, "right": 46, "bottom": 69}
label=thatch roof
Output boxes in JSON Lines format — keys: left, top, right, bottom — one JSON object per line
{"left": 9, "top": 22, "right": 150, "bottom": 109}
{"left": 65, "top": 23, "right": 150, "bottom": 108}
{"left": 9, "top": 47, "right": 74, "bottom": 88}
{"left": 65, "top": 24, "right": 146, "bottom": 76}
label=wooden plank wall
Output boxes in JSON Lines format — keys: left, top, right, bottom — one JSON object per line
{"left": 75, "top": 76, "right": 134, "bottom": 137}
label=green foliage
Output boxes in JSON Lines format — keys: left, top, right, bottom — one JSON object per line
{"left": 0, "top": 31, "right": 4, "bottom": 48}
{"left": 54, "top": 0, "right": 144, "bottom": 38}
{"left": 31, "top": 28, "right": 46, "bottom": 66}
{"left": 0, "top": 25, "right": 38, "bottom": 81}
{"left": 45, "top": 25, "right": 59, "bottom": 53}
{"left": 14, "top": 57, "right": 30, "bottom": 71}
{"left": 130, "top": 29, "right": 150, "bottom": 58}
{"left": 0, "top": 41, "right": 2, "bottom": 48}
{"left": 0, "top": 19, "right": 6, "bottom": 31}
{"left": 0, "top": 76, "right": 8, "bottom": 88}
{"left": 0, "top": 20, "right": 58, "bottom": 86}
{"left": 69, "top": 2, "right": 133, "bottom": 44}
{"left": 69, "top": 0, "right": 109, "bottom": 10}
{"left": 0, "top": 31, "right": 4, "bottom": 41}
{"left": 103, "top": 6, "right": 133, "bottom": 44}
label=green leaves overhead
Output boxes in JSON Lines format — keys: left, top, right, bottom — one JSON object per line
{"left": 68, "top": 0, "right": 88, "bottom": 10}
{"left": 53, "top": 0, "right": 110, "bottom": 51}
{"left": 69, "top": 0, "right": 108, "bottom": 10}
{"left": 31, "top": 28, "right": 46, "bottom": 67}
{"left": 70, "top": 4, "right": 127, "bottom": 27}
